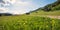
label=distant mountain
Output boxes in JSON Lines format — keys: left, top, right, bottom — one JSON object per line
{"left": 0, "top": 13, "right": 12, "bottom": 16}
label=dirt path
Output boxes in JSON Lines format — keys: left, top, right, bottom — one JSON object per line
{"left": 29, "top": 15, "right": 60, "bottom": 19}
{"left": 46, "top": 16, "right": 60, "bottom": 19}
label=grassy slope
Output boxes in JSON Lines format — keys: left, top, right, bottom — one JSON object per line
{"left": 29, "top": 2, "right": 60, "bottom": 16}
{"left": 30, "top": 10, "right": 60, "bottom": 16}
{"left": 31, "top": 4, "right": 60, "bottom": 16}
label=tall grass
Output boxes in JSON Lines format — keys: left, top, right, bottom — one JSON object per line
{"left": 0, "top": 15, "right": 60, "bottom": 30}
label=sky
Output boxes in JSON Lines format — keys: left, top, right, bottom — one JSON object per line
{"left": 0, "top": 0, "right": 57, "bottom": 14}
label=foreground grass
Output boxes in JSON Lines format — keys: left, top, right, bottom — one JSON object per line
{"left": 0, "top": 15, "right": 60, "bottom": 30}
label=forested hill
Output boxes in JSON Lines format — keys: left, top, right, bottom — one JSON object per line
{"left": 31, "top": 0, "right": 60, "bottom": 12}
{"left": 42, "top": 0, "right": 60, "bottom": 11}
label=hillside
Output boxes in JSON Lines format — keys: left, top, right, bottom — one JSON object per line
{"left": 43, "top": 0, "right": 60, "bottom": 11}
{"left": 32, "top": 0, "right": 60, "bottom": 11}
{"left": 29, "top": 0, "right": 60, "bottom": 16}
{"left": 25, "top": 0, "right": 60, "bottom": 19}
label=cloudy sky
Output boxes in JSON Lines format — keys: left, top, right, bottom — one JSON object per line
{"left": 0, "top": 0, "right": 57, "bottom": 14}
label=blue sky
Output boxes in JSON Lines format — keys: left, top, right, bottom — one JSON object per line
{"left": 0, "top": 0, "right": 57, "bottom": 14}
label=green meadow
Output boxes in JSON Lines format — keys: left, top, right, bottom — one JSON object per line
{"left": 0, "top": 15, "right": 60, "bottom": 30}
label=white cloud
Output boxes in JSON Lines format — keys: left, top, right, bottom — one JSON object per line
{"left": 0, "top": 7, "right": 9, "bottom": 13}
{"left": 3, "top": 0, "right": 16, "bottom": 4}
{"left": 0, "top": 0, "right": 39, "bottom": 14}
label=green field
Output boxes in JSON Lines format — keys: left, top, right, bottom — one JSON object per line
{"left": 0, "top": 15, "right": 60, "bottom": 30}
{"left": 30, "top": 10, "right": 60, "bottom": 16}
